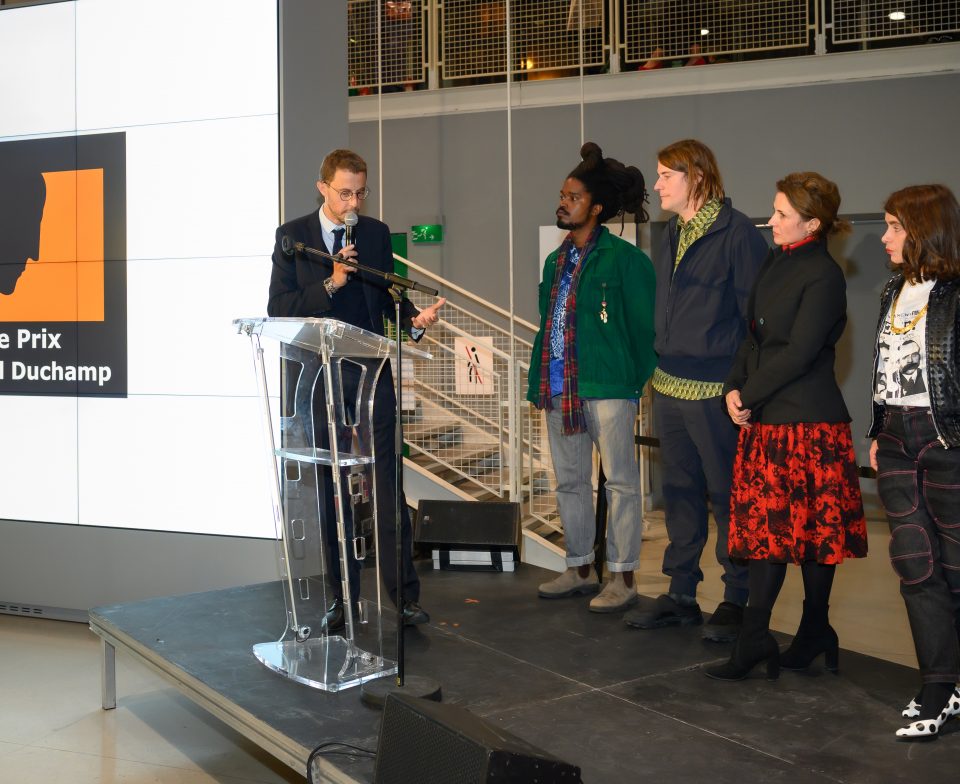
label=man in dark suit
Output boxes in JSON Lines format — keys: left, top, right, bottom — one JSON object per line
{"left": 267, "top": 148, "right": 444, "bottom": 630}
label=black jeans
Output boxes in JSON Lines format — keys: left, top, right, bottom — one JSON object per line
{"left": 877, "top": 407, "right": 960, "bottom": 684}
{"left": 654, "top": 393, "right": 749, "bottom": 605}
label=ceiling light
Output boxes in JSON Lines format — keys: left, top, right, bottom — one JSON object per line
{"left": 889, "top": 11, "right": 906, "bottom": 21}
{"left": 700, "top": 28, "right": 710, "bottom": 36}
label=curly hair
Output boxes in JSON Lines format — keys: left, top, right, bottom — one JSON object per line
{"left": 884, "top": 184, "right": 960, "bottom": 283}
{"left": 568, "top": 141, "right": 648, "bottom": 224}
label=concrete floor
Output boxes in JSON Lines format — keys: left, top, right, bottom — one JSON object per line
{"left": 0, "top": 514, "right": 918, "bottom": 783}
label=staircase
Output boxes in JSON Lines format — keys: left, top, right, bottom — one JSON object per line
{"left": 395, "top": 254, "right": 568, "bottom": 571}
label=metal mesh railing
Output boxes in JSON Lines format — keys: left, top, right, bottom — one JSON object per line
{"left": 394, "top": 256, "right": 561, "bottom": 524}
{"left": 624, "top": 0, "right": 812, "bottom": 66}
{"left": 348, "top": 0, "right": 426, "bottom": 90}
{"left": 402, "top": 328, "right": 507, "bottom": 498}
{"left": 348, "top": 2, "right": 956, "bottom": 92}
{"left": 831, "top": 1, "right": 960, "bottom": 44}
{"left": 521, "top": 362, "right": 562, "bottom": 532}
{"left": 398, "top": 256, "right": 537, "bottom": 501}
{"left": 441, "top": 0, "right": 606, "bottom": 82}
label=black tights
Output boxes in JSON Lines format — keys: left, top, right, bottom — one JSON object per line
{"left": 748, "top": 560, "right": 836, "bottom": 611}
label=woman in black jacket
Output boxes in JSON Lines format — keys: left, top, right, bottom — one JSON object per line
{"left": 868, "top": 184, "right": 960, "bottom": 740}
{"left": 705, "top": 172, "right": 867, "bottom": 682}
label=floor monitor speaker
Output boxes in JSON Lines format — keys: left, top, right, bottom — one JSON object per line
{"left": 373, "top": 693, "right": 582, "bottom": 783}
{"left": 414, "top": 500, "right": 519, "bottom": 551}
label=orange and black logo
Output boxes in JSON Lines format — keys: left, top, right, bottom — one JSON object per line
{"left": 0, "top": 133, "right": 126, "bottom": 396}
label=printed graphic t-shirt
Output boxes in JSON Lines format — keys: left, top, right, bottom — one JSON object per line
{"left": 875, "top": 279, "right": 935, "bottom": 408}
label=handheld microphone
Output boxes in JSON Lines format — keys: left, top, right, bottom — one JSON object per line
{"left": 344, "top": 211, "right": 359, "bottom": 246}
{"left": 281, "top": 235, "right": 296, "bottom": 256}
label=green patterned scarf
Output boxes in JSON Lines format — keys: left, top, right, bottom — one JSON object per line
{"left": 674, "top": 198, "right": 722, "bottom": 268}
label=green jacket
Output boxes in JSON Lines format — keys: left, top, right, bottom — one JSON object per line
{"left": 527, "top": 226, "right": 657, "bottom": 403}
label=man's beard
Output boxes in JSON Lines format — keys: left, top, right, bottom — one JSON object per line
{"left": 556, "top": 214, "right": 581, "bottom": 231}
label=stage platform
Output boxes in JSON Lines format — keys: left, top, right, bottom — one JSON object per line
{"left": 89, "top": 565, "right": 957, "bottom": 783}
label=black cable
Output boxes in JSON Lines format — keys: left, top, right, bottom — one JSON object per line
{"left": 306, "top": 741, "right": 377, "bottom": 783}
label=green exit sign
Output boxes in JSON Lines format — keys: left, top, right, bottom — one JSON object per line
{"left": 411, "top": 224, "right": 443, "bottom": 243}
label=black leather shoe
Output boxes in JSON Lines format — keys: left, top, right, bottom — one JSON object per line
{"left": 401, "top": 601, "right": 429, "bottom": 626}
{"left": 322, "top": 598, "right": 362, "bottom": 634}
{"left": 322, "top": 598, "right": 346, "bottom": 633}
{"left": 624, "top": 593, "right": 702, "bottom": 629}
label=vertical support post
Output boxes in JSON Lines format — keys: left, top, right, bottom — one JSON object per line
{"left": 428, "top": 0, "right": 440, "bottom": 90}
{"left": 505, "top": 0, "right": 519, "bottom": 504}
{"left": 815, "top": 0, "right": 827, "bottom": 55}
{"left": 608, "top": 0, "right": 620, "bottom": 74}
{"left": 101, "top": 638, "right": 116, "bottom": 710}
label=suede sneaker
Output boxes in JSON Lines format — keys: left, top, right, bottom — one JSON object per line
{"left": 538, "top": 567, "right": 600, "bottom": 599}
{"left": 589, "top": 575, "right": 638, "bottom": 613}
{"left": 623, "top": 593, "right": 702, "bottom": 629}
{"left": 702, "top": 601, "right": 744, "bottom": 642}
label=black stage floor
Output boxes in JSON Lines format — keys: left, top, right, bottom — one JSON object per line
{"left": 91, "top": 564, "right": 958, "bottom": 783}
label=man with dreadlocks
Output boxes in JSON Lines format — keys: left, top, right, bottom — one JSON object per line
{"left": 528, "top": 142, "right": 656, "bottom": 613}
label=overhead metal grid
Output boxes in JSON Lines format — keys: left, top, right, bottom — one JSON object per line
{"left": 623, "top": 0, "right": 811, "bottom": 66}
{"left": 831, "top": 1, "right": 959, "bottom": 44}
{"left": 348, "top": 0, "right": 426, "bottom": 90}
{"left": 441, "top": 0, "right": 606, "bottom": 82}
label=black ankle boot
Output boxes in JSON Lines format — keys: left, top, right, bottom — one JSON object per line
{"left": 780, "top": 600, "right": 839, "bottom": 672}
{"left": 705, "top": 607, "right": 779, "bottom": 681}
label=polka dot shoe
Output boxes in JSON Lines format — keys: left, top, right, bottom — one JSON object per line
{"left": 901, "top": 696, "right": 921, "bottom": 719}
{"left": 896, "top": 687, "right": 960, "bottom": 741}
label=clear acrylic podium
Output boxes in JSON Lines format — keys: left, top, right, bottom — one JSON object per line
{"left": 234, "top": 317, "right": 430, "bottom": 692}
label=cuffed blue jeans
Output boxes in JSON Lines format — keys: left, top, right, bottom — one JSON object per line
{"left": 654, "top": 392, "right": 749, "bottom": 605}
{"left": 546, "top": 397, "right": 643, "bottom": 572}
{"left": 877, "top": 407, "right": 960, "bottom": 684}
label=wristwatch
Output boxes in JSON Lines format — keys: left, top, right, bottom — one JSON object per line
{"left": 323, "top": 277, "right": 339, "bottom": 297}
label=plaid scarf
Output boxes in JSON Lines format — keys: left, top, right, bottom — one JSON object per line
{"left": 536, "top": 226, "right": 602, "bottom": 434}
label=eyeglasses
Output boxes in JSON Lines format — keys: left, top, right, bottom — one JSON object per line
{"left": 324, "top": 183, "right": 371, "bottom": 201}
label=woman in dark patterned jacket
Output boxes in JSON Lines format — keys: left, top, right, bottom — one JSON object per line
{"left": 868, "top": 184, "right": 960, "bottom": 740}
{"left": 705, "top": 172, "right": 867, "bottom": 682}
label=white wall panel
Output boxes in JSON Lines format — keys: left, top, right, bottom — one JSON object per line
{"left": 75, "top": 0, "right": 278, "bottom": 130}
{"left": 124, "top": 256, "right": 276, "bottom": 396}
{"left": 77, "top": 394, "right": 276, "bottom": 538}
{"left": 0, "top": 3, "right": 76, "bottom": 138}
{"left": 123, "top": 115, "right": 279, "bottom": 262}
{"left": 0, "top": 396, "right": 78, "bottom": 524}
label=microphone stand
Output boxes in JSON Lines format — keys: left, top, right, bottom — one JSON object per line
{"left": 290, "top": 241, "right": 442, "bottom": 707}
{"left": 287, "top": 240, "right": 438, "bottom": 297}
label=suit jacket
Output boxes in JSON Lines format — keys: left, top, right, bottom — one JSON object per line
{"left": 267, "top": 209, "right": 419, "bottom": 333}
{"left": 267, "top": 209, "right": 421, "bottom": 602}
{"left": 724, "top": 239, "right": 851, "bottom": 424}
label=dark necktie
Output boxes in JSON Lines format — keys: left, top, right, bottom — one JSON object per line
{"left": 331, "top": 227, "right": 345, "bottom": 256}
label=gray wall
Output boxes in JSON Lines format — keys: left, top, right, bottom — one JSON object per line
{"left": 280, "top": 0, "right": 347, "bottom": 218}
{"left": 349, "top": 70, "right": 960, "bottom": 476}
{"left": 351, "top": 73, "right": 960, "bottom": 329}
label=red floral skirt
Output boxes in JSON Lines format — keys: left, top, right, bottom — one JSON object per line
{"left": 728, "top": 421, "right": 867, "bottom": 564}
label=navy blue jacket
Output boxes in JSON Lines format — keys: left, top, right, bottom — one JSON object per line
{"left": 654, "top": 199, "right": 768, "bottom": 383}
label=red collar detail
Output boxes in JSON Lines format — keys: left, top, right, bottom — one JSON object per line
{"left": 781, "top": 236, "right": 818, "bottom": 253}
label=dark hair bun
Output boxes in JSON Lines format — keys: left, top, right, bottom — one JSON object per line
{"left": 579, "top": 141, "right": 603, "bottom": 168}
{"left": 568, "top": 141, "right": 648, "bottom": 225}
